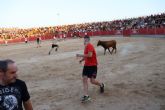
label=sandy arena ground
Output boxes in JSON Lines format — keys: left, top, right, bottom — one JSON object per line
{"left": 0, "top": 36, "right": 165, "bottom": 110}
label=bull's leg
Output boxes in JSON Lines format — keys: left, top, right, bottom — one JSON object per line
{"left": 112, "top": 46, "right": 117, "bottom": 54}
{"left": 114, "top": 44, "right": 117, "bottom": 53}
{"left": 108, "top": 48, "right": 112, "bottom": 54}
{"left": 111, "top": 48, "right": 114, "bottom": 54}
{"left": 114, "top": 46, "right": 117, "bottom": 53}
{"left": 104, "top": 49, "right": 106, "bottom": 55}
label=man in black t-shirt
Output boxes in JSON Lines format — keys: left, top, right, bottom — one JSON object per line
{"left": 0, "top": 59, "right": 33, "bottom": 110}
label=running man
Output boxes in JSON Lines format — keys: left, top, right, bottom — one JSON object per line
{"left": 48, "top": 36, "right": 59, "bottom": 55}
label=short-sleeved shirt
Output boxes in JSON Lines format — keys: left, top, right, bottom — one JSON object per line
{"left": 84, "top": 43, "right": 98, "bottom": 66}
{"left": 0, "top": 79, "right": 30, "bottom": 110}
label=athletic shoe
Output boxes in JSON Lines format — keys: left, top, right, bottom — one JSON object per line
{"left": 81, "top": 95, "right": 91, "bottom": 102}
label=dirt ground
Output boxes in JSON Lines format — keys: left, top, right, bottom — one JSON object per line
{"left": 0, "top": 36, "right": 165, "bottom": 110}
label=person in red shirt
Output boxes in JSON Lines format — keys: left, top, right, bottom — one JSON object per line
{"left": 76, "top": 35, "right": 104, "bottom": 102}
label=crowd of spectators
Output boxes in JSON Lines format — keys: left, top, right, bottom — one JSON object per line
{"left": 0, "top": 13, "right": 165, "bottom": 40}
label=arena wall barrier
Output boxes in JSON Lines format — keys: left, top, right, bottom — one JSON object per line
{"left": 0, "top": 28, "right": 165, "bottom": 45}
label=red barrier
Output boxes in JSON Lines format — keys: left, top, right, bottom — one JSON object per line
{"left": 156, "top": 28, "right": 165, "bottom": 35}
{"left": 79, "top": 32, "right": 85, "bottom": 37}
{"left": 148, "top": 28, "right": 156, "bottom": 35}
{"left": 138, "top": 28, "right": 147, "bottom": 35}
{"left": 87, "top": 32, "right": 93, "bottom": 36}
{"left": 0, "top": 28, "right": 165, "bottom": 45}
{"left": 67, "top": 33, "right": 72, "bottom": 38}
{"left": 0, "top": 40, "right": 4, "bottom": 44}
{"left": 123, "top": 29, "right": 131, "bottom": 37}
{"left": 28, "top": 36, "right": 36, "bottom": 41}
{"left": 131, "top": 29, "right": 138, "bottom": 35}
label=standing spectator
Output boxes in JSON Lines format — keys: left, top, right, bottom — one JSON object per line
{"left": 36, "top": 35, "right": 41, "bottom": 48}
{"left": 0, "top": 59, "right": 33, "bottom": 110}
{"left": 4, "top": 39, "right": 8, "bottom": 46}
{"left": 25, "top": 35, "right": 28, "bottom": 44}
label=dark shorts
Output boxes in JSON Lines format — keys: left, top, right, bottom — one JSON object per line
{"left": 37, "top": 40, "right": 40, "bottom": 44}
{"left": 82, "top": 66, "right": 97, "bottom": 78}
{"left": 52, "top": 44, "right": 58, "bottom": 48}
